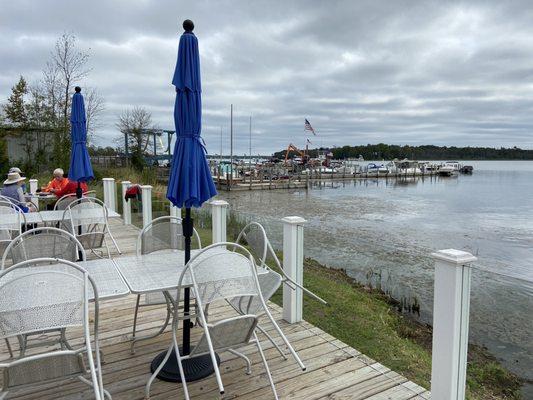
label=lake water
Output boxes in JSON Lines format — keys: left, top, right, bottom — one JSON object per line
{"left": 216, "top": 160, "right": 533, "bottom": 392}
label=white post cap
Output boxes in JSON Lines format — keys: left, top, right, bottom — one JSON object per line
{"left": 282, "top": 216, "right": 307, "bottom": 225}
{"left": 210, "top": 199, "right": 229, "bottom": 207}
{"left": 431, "top": 249, "right": 477, "bottom": 265}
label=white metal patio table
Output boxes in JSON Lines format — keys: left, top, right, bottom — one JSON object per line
{"left": 38, "top": 209, "right": 120, "bottom": 224}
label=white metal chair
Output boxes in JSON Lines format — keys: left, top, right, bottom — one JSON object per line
{"left": 62, "top": 197, "right": 120, "bottom": 258}
{"left": 54, "top": 191, "right": 97, "bottom": 211}
{"left": 131, "top": 216, "right": 202, "bottom": 354}
{"left": 228, "top": 222, "right": 326, "bottom": 363}
{"left": 0, "top": 196, "right": 37, "bottom": 213}
{"left": 0, "top": 258, "right": 110, "bottom": 399}
{"left": 0, "top": 203, "right": 27, "bottom": 359}
{"left": 146, "top": 243, "right": 279, "bottom": 400}
{"left": 1, "top": 228, "right": 87, "bottom": 357}
{"left": 0, "top": 203, "right": 25, "bottom": 261}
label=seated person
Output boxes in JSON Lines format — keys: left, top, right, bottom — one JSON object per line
{"left": 55, "top": 180, "right": 89, "bottom": 199}
{"left": 1, "top": 172, "right": 32, "bottom": 212}
{"left": 42, "top": 168, "right": 69, "bottom": 196}
{"left": 8, "top": 167, "right": 26, "bottom": 192}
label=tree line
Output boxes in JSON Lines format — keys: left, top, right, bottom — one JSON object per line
{"left": 276, "top": 143, "right": 533, "bottom": 160}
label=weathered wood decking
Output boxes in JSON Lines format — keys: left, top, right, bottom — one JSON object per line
{"left": 0, "top": 218, "right": 431, "bottom": 399}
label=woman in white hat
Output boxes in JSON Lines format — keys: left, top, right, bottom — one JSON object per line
{"left": 1, "top": 172, "right": 30, "bottom": 212}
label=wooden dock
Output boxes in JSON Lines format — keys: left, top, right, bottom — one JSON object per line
{"left": 0, "top": 218, "right": 431, "bottom": 399}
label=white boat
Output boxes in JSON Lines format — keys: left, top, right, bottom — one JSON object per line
{"left": 438, "top": 161, "right": 461, "bottom": 176}
{"left": 366, "top": 163, "right": 389, "bottom": 174}
{"left": 302, "top": 166, "right": 337, "bottom": 175}
{"left": 391, "top": 159, "right": 421, "bottom": 175}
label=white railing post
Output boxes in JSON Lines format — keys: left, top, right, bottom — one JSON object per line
{"left": 140, "top": 185, "right": 153, "bottom": 228}
{"left": 169, "top": 202, "right": 181, "bottom": 219}
{"left": 282, "top": 216, "right": 306, "bottom": 323}
{"left": 102, "top": 178, "right": 116, "bottom": 212}
{"left": 121, "top": 181, "right": 131, "bottom": 225}
{"left": 430, "top": 249, "right": 477, "bottom": 400}
{"left": 210, "top": 200, "right": 228, "bottom": 243}
{"left": 28, "top": 179, "right": 38, "bottom": 209}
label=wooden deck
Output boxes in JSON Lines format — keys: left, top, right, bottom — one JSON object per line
{"left": 0, "top": 218, "right": 431, "bottom": 399}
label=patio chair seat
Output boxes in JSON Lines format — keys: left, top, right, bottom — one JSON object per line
{"left": 4, "top": 353, "right": 85, "bottom": 388}
{"left": 190, "top": 315, "right": 257, "bottom": 356}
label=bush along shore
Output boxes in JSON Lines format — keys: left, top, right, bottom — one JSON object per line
{"left": 268, "top": 257, "right": 523, "bottom": 400}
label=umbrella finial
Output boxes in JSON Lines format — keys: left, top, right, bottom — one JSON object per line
{"left": 183, "top": 19, "right": 194, "bottom": 32}
{"left": 75, "top": 86, "right": 81, "bottom": 93}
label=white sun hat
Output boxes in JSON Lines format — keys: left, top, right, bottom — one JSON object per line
{"left": 3, "top": 172, "right": 26, "bottom": 185}
{"left": 8, "top": 167, "right": 22, "bottom": 174}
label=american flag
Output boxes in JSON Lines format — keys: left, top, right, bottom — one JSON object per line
{"left": 304, "top": 119, "right": 316, "bottom": 135}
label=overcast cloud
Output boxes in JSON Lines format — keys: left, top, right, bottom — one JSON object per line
{"left": 1, "top": 0, "right": 533, "bottom": 154}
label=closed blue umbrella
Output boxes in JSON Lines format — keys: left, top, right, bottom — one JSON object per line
{"left": 68, "top": 86, "right": 94, "bottom": 197}
{"left": 166, "top": 24, "right": 217, "bottom": 208}
{"left": 152, "top": 19, "right": 217, "bottom": 383}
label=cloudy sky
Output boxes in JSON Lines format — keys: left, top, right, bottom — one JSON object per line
{"left": 1, "top": 0, "right": 533, "bottom": 154}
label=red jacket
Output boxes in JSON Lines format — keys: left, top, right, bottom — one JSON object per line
{"left": 55, "top": 181, "right": 89, "bottom": 198}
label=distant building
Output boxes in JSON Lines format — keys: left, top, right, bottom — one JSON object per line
{"left": 1, "top": 127, "right": 58, "bottom": 163}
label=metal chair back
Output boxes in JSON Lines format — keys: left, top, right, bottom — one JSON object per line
{"left": 136, "top": 216, "right": 201, "bottom": 256}
{"left": 1, "top": 227, "right": 86, "bottom": 269}
{"left": 54, "top": 191, "right": 97, "bottom": 211}
{"left": 63, "top": 198, "right": 109, "bottom": 255}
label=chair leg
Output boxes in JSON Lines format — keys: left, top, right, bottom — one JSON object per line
{"left": 257, "top": 324, "right": 288, "bottom": 360}
{"left": 106, "top": 229, "right": 122, "bottom": 254}
{"left": 17, "top": 335, "right": 27, "bottom": 357}
{"left": 78, "top": 376, "right": 104, "bottom": 400}
{"left": 227, "top": 348, "right": 252, "bottom": 375}
{"left": 4, "top": 339, "right": 13, "bottom": 358}
{"left": 131, "top": 301, "right": 172, "bottom": 355}
{"left": 59, "top": 328, "right": 73, "bottom": 350}
{"left": 131, "top": 294, "right": 141, "bottom": 354}
{"left": 264, "top": 308, "right": 306, "bottom": 370}
{"left": 254, "top": 332, "right": 279, "bottom": 400}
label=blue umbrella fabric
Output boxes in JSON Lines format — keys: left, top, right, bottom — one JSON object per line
{"left": 68, "top": 87, "right": 94, "bottom": 183}
{"left": 166, "top": 24, "right": 217, "bottom": 208}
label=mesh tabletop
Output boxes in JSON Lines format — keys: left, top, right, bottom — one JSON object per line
{"left": 23, "top": 213, "right": 43, "bottom": 224}
{"left": 113, "top": 249, "right": 265, "bottom": 295}
{"left": 0, "top": 213, "right": 39, "bottom": 225}
{"left": 82, "top": 258, "right": 130, "bottom": 300}
{"left": 38, "top": 209, "right": 120, "bottom": 223}
{"left": 0, "top": 259, "right": 129, "bottom": 301}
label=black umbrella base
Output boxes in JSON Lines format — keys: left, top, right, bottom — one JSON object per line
{"left": 151, "top": 348, "right": 221, "bottom": 383}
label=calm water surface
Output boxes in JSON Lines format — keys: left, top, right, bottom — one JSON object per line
{"left": 217, "top": 160, "right": 533, "bottom": 391}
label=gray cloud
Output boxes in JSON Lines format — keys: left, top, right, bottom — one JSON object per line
{"left": 2, "top": 0, "right": 533, "bottom": 154}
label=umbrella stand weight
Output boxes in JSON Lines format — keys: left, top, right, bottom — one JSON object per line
{"left": 151, "top": 348, "right": 221, "bottom": 383}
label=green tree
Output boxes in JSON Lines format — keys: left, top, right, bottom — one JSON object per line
{"left": 3, "top": 76, "right": 28, "bottom": 127}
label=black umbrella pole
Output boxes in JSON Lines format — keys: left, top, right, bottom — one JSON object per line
{"left": 150, "top": 205, "right": 220, "bottom": 383}
{"left": 76, "top": 182, "right": 83, "bottom": 199}
{"left": 182, "top": 207, "right": 193, "bottom": 355}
